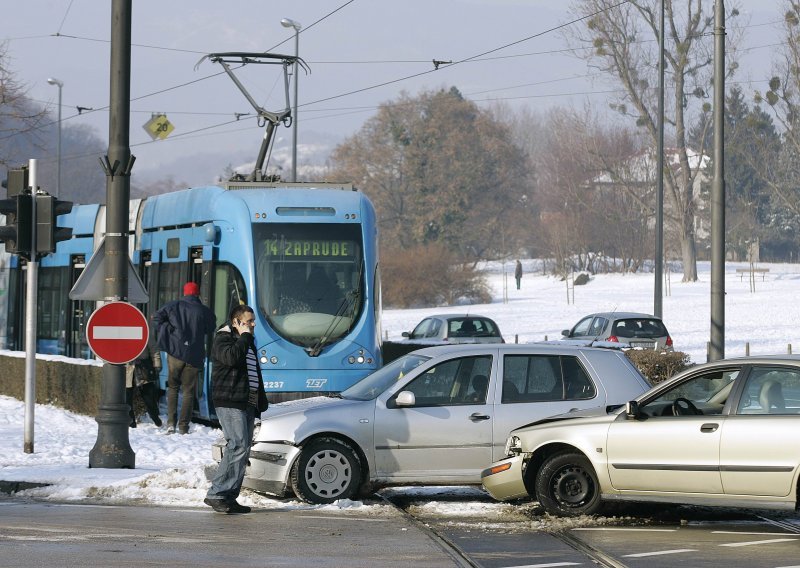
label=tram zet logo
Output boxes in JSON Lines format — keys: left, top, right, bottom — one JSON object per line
{"left": 142, "top": 113, "right": 175, "bottom": 141}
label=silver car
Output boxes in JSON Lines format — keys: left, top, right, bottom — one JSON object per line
{"left": 401, "top": 314, "right": 504, "bottom": 344}
{"left": 482, "top": 355, "right": 800, "bottom": 516}
{"left": 561, "top": 311, "right": 674, "bottom": 351}
{"left": 223, "top": 343, "right": 650, "bottom": 504}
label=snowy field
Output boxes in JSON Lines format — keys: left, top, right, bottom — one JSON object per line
{"left": 383, "top": 259, "right": 800, "bottom": 364}
{"left": 1, "top": 259, "right": 798, "bottom": 524}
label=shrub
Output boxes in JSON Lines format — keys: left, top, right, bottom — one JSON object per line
{"left": 381, "top": 243, "right": 491, "bottom": 308}
{"left": 625, "top": 350, "right": 693, "bottom": 385}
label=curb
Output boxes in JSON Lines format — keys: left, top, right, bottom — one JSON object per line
{"left": 0, "top": 480, "right": 51, "bottom": 494}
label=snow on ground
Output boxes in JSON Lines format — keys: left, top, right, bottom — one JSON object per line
{"left": 1, "top": 259, "right": 798, "bottom": 525}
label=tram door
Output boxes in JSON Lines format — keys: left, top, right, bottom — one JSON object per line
{"left": 66, "top": 255, "right": 88, "bottom": 358}
{"left": 189, "top": 246, "right": 212, "bottom": 419}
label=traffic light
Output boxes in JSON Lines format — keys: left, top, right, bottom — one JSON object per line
{"left": 0, "top": 193, "right": 33, "bottom": 257}
{"left": 36, "top": 194, "right": 73, "bottom": 254}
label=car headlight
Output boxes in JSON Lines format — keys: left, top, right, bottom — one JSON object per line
{"left": 252, "top": 420, "right": 262, "bottom": 441}
{"left": 504, "top": 435, "right": 521, "bottom": 457}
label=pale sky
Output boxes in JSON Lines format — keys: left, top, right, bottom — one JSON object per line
{"left": 0, "top": 0, "right": 785, "bottom": 186}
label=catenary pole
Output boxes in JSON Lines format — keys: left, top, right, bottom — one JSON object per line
{"left": 710, "top": 0, "right": 726, "bottom": 361}
{"left": 654, "top": 0, "right": 665, "bottom": 319}
{"left": 89, "top": 0, "right": 135, "bottom": 468}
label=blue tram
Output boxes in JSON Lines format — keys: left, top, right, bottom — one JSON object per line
{"left": 0, "top": 181, "right": 382, "bottom": 420}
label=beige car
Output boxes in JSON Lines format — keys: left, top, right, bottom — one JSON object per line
{"left": 482, "top": 355, "right": 800, "bottom": 516}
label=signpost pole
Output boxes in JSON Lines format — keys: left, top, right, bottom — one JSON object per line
{"left": 89, "top": 0, "right": 135, "bottom": 468}
{"left": 23, "top": 159, "right": 38, "bottom": 454}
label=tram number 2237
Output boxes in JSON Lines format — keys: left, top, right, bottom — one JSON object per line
{"left": 264, "top": 381, "right": 285, "bottom": 389}
{"left": 306, "top": 378, "right": 328, "bottom": 389}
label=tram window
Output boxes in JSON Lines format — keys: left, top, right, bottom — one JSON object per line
{"left": 156, "top": 262, "right": 183, "bottom": 308}
{"left": 38, "top": 266, "right": 70, "bottom": 355}
{"left": 212, "top": 263, "right": 247, "bottom": 327}
{"left": 166, "top": 238, "right": 180, "bottom": 259}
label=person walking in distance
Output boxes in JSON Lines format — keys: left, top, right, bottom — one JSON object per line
{"left": 204, "top": 304, "right": 268, "bottom": 514}
{"left": 153, "top": 282, "right": 216, "bottom": 434}
{"left": 514, "top": 260, "right": 523, "bottom": 290}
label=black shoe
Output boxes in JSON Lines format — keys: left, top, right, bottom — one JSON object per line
{"left": 129, "top": 422, "right": 137, "bottom": 428}
{"left": 204, "top": 498, "right": 230, "bottom": 513}
{"left": 227, "top": 500, "right": 251, "bottom": 514}
{"left": 179, "top": 426, "right": 189, "bottom": 435}
{"left": 153, "top": 417, "right": 163, "bottom": 427}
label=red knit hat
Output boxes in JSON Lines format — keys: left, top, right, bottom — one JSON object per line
{"left": 183, "top": 282, "right": 200, "bottom": 296}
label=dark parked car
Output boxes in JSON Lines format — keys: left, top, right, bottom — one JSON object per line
{"left": 561, "top": 312, "right": 673, "bottom": 351}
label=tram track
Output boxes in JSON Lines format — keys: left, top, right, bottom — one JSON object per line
{"left": 379, "top": 492, "right": 627, "bottom": 568}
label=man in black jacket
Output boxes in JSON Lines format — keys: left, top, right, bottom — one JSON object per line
{"left": 204, "top": 304, "right": 268, "bottom": 514}
{"left": 153, "top": 282, "right": 216, "bottom": 434}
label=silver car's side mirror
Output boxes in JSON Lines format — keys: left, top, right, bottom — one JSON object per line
{"left": 401, "top": 331, "right": 410, "bottom": 338}
{"left": 561, "top": 329, "right": 570, "bottom": 337}
{"left": 395, "top": 391, "right": 416, "bottom": 407}
{"left": 626, "top": 400, "right": 640, "bottom": 419}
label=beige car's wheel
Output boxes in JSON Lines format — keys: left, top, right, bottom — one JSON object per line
{"left": 535, "top": 452, "right": 602, "bottom": 517}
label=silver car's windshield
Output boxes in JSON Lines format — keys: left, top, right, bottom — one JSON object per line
{"left": 342, "top": 354, "right": 430, "bottom": 401}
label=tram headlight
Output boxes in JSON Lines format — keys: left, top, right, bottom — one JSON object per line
{"left": 348, "top": 356, "right": 356, "bottom": 364}
{"left": 356, "top": 355, "right": 365, "bottom": 363}
{"left": 260, "top": 356, "right": 268, "bottom": 364}
{"left": 270, "top": 356, "right": 278, "bottom": 365}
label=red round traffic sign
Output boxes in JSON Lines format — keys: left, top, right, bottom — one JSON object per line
{"left": 86, "top": 301, "right": 149, "bottom": 364}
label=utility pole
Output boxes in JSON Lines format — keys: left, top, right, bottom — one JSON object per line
{"left": 654, "top": 0, "right": 665, "bottom": 319}
{"left": 710, "top": 0, "right": 726, "bottom": 361}
{"left": 89, "top": 0, "right": 135, "bottom": 468}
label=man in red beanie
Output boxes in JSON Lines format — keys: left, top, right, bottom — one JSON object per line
{"left": 153, "top": 282, "right": 216, "bottom": 434}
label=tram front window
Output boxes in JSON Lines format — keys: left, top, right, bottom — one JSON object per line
{"left": 254, "top": 223, "right": 365, "bottom": 349}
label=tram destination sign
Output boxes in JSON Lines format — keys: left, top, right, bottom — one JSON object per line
{"left": 86, "top": 301, "right": 149, "bottom": 364}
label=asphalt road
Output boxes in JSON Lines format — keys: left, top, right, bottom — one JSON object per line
{"left": 1, "top": 495, "right": 799, "bottom": 568}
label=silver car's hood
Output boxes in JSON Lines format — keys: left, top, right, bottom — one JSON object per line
{"left": 255, "top": 396, "right": 373, "bottom": 444}
{"left": 512, "top": 404, "right": 623, "bottom": 433}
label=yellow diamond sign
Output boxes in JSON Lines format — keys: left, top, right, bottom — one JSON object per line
{"left": 143, "top": 114, "right": 175, "bottom": 140}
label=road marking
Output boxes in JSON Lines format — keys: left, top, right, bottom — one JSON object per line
{"left": 720, "top": 538, "right": 799, "bottom": 547}
{"left": 500, "top": 563, "right": 581, "bottom": 568}
{"left": 572, "top": 527, "right": 676, "bottom": 532}
{"left": 623, "top": 549, "right": 697, "bottom": 558}
{"left": 713, "top": 531, "right": 800, "bottom": 536}
{"left": 297, "top": 514, "right": 390, "bottom": 522}
{"left": 92, "top": 325, "right": 143, "bottom": 339}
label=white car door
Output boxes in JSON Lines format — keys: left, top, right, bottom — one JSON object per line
{"left": 373, "top": 354, "right": 494, "bottom": 482}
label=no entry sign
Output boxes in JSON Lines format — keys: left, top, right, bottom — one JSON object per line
{"left": 86, "top": 301, "right": 149, "bottom": 364}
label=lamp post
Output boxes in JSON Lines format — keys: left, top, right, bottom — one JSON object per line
{"left": 281, "top": 17, "right": 301, "bottom": 182}
{"left": 47, "top": 77, "right": 64, "bottom": 197}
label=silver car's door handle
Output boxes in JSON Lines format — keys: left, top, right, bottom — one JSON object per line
{"left": 700, "top": 423, "right": 719, "bottom": 433}
{"left": 469, "top": 412, "right": 491, "bottom": 422}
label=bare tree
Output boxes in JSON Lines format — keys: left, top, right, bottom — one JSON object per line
{"left": 567, "top": 0, "right": 741, "bottom": 281}
{"left": 759, "top": 1, "right": 800, "bottom": 220}
{"left": 0, "top": 42, "right": 49, "bottom": 170}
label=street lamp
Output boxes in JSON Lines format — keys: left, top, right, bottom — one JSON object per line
{"left": 47, "top": 77, "right": 64, "bottom": 197}
{"left": 281, "top": 17, "right": 301, "bottom": 182}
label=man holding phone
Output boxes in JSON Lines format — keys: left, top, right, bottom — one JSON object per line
{"left": 204, "top": 304, "right": 269, "bottom": 514}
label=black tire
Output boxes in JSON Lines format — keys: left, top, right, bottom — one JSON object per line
{"left": 535, "top": 452, "right": 602, "bottom": 517}
{"left": 290, "top": 437, "right": 362, "bottom": 504}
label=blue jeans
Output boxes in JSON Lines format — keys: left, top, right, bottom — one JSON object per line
{"left": 207, "top": 406, "right": 256, "bottom": 501}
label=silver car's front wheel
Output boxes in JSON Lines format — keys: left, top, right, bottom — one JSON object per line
{"left": 290, "top": 437, "right": 362, "bottom": 504}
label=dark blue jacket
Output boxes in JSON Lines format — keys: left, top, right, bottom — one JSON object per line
{"left": 153, "top": 295, "right": 216, "bottom": 368}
